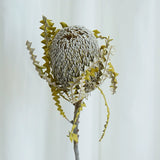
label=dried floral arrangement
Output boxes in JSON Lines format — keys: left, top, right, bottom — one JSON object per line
{"left": 26, "top": 16, "right": 118, "bottom": 160}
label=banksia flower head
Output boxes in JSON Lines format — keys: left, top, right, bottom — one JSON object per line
{"left": 50, "top": 26, "right": 100, "bottom": 93}
{"left": 26, "top": 16, "right": 118, "bottom": 143}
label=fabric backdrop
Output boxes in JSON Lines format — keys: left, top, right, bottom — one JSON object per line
{"left": 0, "top": 0, "right": 160, "bottom": 160}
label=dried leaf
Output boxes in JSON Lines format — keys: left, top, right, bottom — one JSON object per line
{"left": 107, "top": 62, "right": 118, "bottom": 94}
{"left": 60, "top": 22, "right": 68, "bottom": 28}
{"left": 51, "top": 86, "right": 69, "bottom": 121}
{"left": 98, "top": 87, "right": 110, "bottom": 142}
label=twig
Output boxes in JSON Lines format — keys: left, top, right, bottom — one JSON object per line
{"left": 73, "top": 100, "right": 82, "bottom": 160}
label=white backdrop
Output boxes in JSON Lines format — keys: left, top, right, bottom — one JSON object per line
{"left": 0, "top": 0, "right": 160, "bottom": 160}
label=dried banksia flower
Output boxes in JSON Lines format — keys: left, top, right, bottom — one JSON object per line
{"left": 26, "top": 16, "right": 118, "bottom": 159}
{"left": 50, "top": 25, "right": 100, "bottom": 92}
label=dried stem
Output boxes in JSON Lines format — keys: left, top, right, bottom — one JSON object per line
{"left": 73, "top": 100, "right": 82, "bottom": 160}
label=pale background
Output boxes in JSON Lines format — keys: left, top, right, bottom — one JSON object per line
{"left": 0, "top": 0, "right": 160, "bottom": 160}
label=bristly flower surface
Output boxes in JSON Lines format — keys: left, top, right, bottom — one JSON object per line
{"left": 50, "top": 26, "right": 100, "bottom": 91}
{"left": 26, "top": 16, "right": 118, "bottom": 142}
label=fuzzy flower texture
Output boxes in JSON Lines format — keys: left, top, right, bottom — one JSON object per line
{"left": 26, "top": 16, "right": 118, "bottom": 142}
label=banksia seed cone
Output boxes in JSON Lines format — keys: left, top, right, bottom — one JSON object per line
{"left": 50, "top": 25, "right": 102, "bottom": 93}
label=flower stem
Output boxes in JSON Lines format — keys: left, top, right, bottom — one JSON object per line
{"left": 73, "top": 100, "right": 82, "bottom": 160}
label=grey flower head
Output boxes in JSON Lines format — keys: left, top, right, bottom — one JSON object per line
{"left": 50, "top": 25, "right": 100, "bottom": 91}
